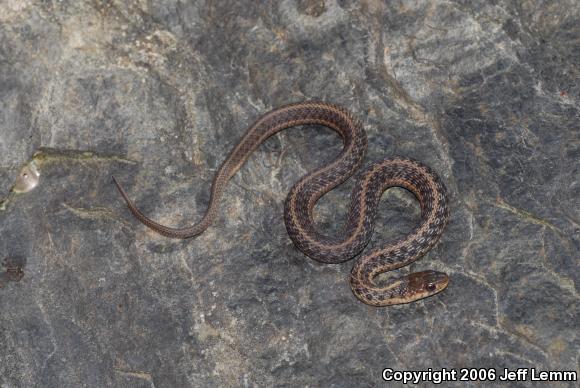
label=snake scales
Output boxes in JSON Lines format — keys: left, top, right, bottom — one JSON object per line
{"left": 113, "top": 101, "right": 450, "bottom": 306}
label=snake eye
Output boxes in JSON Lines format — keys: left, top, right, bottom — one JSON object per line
{"left": 426, "top": 283, "right": 437, "bottom": 292}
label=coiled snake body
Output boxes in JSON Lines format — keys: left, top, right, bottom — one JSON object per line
{"left": 113, "top": 101, "right": 450, "bottom": 306}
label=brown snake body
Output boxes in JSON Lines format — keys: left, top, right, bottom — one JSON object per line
{"left": 113, "top": 101, "right": 450, "bottom": 306}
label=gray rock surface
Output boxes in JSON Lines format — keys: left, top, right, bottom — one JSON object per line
{"left": 1, "top": 1, "right": 578, "bottom": 387}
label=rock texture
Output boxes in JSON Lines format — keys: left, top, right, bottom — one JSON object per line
{"left": 1, "top": 1, "right": 578, "bottom": 387}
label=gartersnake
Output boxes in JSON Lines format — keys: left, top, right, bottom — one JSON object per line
{"left": 113, "top": 101, "right": 450, "bottom": 306}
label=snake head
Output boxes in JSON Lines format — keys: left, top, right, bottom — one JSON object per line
{"left": 407, "top": 270, "right": 449, "bottom": 300}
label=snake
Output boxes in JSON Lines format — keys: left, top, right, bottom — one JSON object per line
{"left": 112, "top": 101, "right": 450, "bottom": 306}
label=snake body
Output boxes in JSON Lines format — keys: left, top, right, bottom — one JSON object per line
{"left": 113, "top": 101, "right": 450, "bottom": 306}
